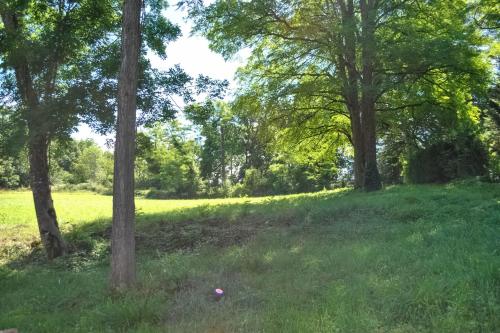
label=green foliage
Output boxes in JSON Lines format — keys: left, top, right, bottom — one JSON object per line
{"left": 378, "top": 140, "right": 405, "bottom": 185}
{"left": 46, "top": 139, "right": 113, "bottom": 188}
{"left": 0, "top": 0, "right": 121, "bottom": 138}
{"left": 1, "top": 183, "right": 499, "bottom": 331}
{"left": 185, "top": 101, "right": 244, "bottom": 189}
{"left": 406, "top": 134, "right": 488, "bottom": 184}
{"left": 0, "top": 0, "right": 227, "bottom": 199}
{"left": 477, "top": 84, "right": 500, "bottom": 181}
{"left": 183, "top": 97, "right": 350, "bottom": 197}
{"left": 142, "top": 0, "right": 181, "bottom": 59}
{"left": 231, "top": 156, "right": 345, "bottom": 197}
{"left": 0, "top": 150, "right": 29, "bottom": 189}
{"left": 237, "top": 168, "right": 267, "bottom": 196}
{"left": 1, "top": 0, "right": 498, "bottom": 199}
{"left": 137, "top": 123, "right": 201, "bottom": 197}
{"left": 144, "top": 188, "right": 183, "bottom": 200}
{"left": 0, "top": 120, "right": 349, "bottom": 197}
{"left": 0, "top": 158, "right": 20, "bottom": 188}
{"left": 71, "top": 143, "right": 113, "bottom": 186}
{"left": 0, "top": 107, "right": 30, "bottom": 188}
{"left": 184, "top": 0, "right": 496, "bottom": 190}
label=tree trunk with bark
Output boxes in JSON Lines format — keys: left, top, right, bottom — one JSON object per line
{"left": 220, "top": 123, "right": 227, "bottom": 185}
{"left": 338, "top": 0, "right": 366, "bottom": 189}
{"left": 29, "top": 134, "right": 66, "bottom": 258}
{"left": 110, "top": 0, "right": 142, "bottom": 290}
{"left": 360, "top": 0, "right": 382, "bottom": 191}
{"left": 337, "top": 0, "right": 381, "bottom": 190}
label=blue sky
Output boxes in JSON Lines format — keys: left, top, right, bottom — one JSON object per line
{"left": 73, "top": 3, "right": 247, "bottom": 148}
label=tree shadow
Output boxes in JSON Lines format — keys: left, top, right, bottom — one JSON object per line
{"left": 4, "top": 189, "right": 352, "bottom": 269}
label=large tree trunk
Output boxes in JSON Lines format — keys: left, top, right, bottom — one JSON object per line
{"left": 110, "top": 0, "right": 142, "bottom": 290}
{"left": 360, "top": 0, "right": 382, "bottom": 191}
{"left": 352, "top": 127, "right": 366, "bottom": 189}
{"left": 1, "top": 9, "right": 66, "bottom": 259}
{"left": 338, "top": 0, "right": 365, "bottom": 189}
{"left": 361, "top": 103, "right": 381, "bottom": 191}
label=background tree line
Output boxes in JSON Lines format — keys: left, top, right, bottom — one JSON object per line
{"left": 2, "top": 0, "right": 498, "bottom": 202}
{"left": 1, "top": 114, "right": 351, "bottom": 197}
{"left": 2, "top": 91, "right": 497, "bottom": 198}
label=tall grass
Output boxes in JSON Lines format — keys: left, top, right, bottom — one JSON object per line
{"left": 0, "top": 183, "right": 499, "bottom": 332}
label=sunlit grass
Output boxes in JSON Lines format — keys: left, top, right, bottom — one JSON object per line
{"left": 0, "top": 189, "right": 333, "bottom": 228}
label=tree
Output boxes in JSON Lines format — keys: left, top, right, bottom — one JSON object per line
{"left": 185, "top": 101, "right": 244, "bottom": 191}
{"left": 185, "top": 0, "right": 491, "bottom": 191}
{"left": 110, "top": 0, "right": 142, "bottom": 290}
{"left": 70, "top": 141, "right": 113, "bottom": 186}
{"left": 135, "top": 123, "right": 201, "bottom": 197}
{"left": 0, "top": 106, "right": 29, "bottom": 188}
{"left": 0, "top": 0, "right": 118, "bottom": 258}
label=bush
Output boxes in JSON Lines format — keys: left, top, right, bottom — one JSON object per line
{"left": 229, "top": 183, "right": 249, "bottom": 197}
{"left": 378, "top": 141, "right": 404, "bottom": 185}
{"left": 0, "top": 158, "right": 20, "bottom": 188}
{"left": 406, "top": 134, "right": 488, "bottom": 184}
{"left": 488, "top": 153, "right": 500, "bottom": 182}
{"left": 52, "top": 182, "right": 112, "bottom": 194}
{"left": 241, "top": 168, "right": 269, "bottom": 196}
{"left": 145, "top": 189, "right": 177, "bottom": 200}
{"left": 266, "top": 163, "right": 292, "bottom": 194}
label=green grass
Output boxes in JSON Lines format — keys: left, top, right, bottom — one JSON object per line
{"left": 0, "top": 183, "right": 499, "bottom": 332}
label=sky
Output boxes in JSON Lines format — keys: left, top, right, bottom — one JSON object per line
{"left": 72, "top": 3, "right": 248, "bottom": 148}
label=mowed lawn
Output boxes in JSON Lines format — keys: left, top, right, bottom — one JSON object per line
{"left": 0, "top": 183, "right": 499, "bottom": 332}
{"left": 0, "top": 191, "right": 269, "bottom": 233}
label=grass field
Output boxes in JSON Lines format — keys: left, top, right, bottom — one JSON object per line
{"left": 0, "top": 183, "right": 499, "bottom": 332}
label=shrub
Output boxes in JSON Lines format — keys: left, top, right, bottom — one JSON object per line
{"left": 145, "top": 189, "right": 177, "bottom": 199}
{"left": 229, "top": 183, "right": 249, "bottom": 197}
{"left": 241, "top": 168, "right": 269, "bottom": 196}
{"left": 0, "top": 158, "right": 20, "bottom": 188}
{"left": 52, "top": 182, "right": 112, "bottom": 194}
{"left": 406, "top": 134, "right": 488, "bottom": 184}
{"left": 488, "top": 153, "right": 500, "bottom": 182}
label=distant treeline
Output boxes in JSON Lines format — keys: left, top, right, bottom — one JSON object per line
{"left": 1, "top": 0, "right": 499, "bottom": 197}
{"left": 1, "top": 100, "right": 498, "bottom": 198}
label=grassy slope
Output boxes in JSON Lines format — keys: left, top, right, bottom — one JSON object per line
{"left": 0, "top": 183, "right": 499, "bottom": 332}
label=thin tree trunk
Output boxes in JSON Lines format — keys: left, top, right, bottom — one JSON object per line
{"left": 1, "top": 9, "right": 66, "bottom": 259}
{"left": 360, "top": 0, "right": 382, "bottom": 191}
{"left": 110, "top": 0, "right": 142, "bottom": 290}
{"left": 220, "top": 123, "right": 226, "bottom": 185}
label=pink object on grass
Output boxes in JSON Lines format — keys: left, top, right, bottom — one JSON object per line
{"left": 214, "top": 288, "right": 224, "bottom": 300}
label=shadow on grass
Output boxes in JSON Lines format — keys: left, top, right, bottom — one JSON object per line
{"left": 4, "top": 182, "right": 499, "bottom": 271}
{"left": 4, "top": 189, "right": 353, "bottom": 269}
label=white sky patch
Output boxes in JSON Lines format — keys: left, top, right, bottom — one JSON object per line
{"left": 73, "top": 123, "right": 114, "bottom": 149}
{"left": 72, "top": 3, "right": 249, "bottom": 149}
